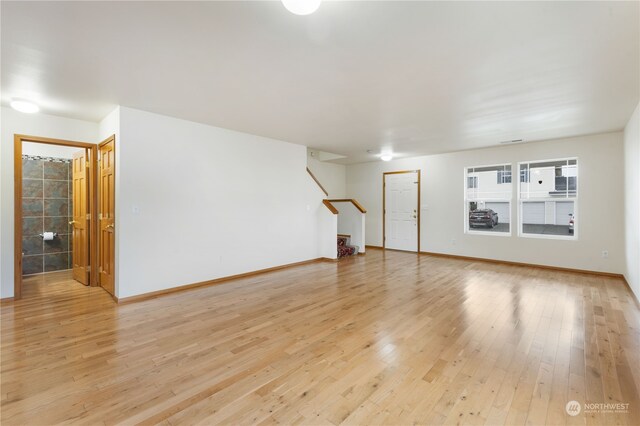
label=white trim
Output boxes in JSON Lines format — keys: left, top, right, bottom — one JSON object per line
{"left": 465, "top": 162, "right": 513, "bottom": 170}
{"left": 466, "top": 229, "right": 512, "bottom": 237}
{"left": 518, "top": 196, "right": 579, "bottom": 202}
{"left": 466, "top": 197, "right": 515, "bottom": 203}
{"left": 518, "top": 233, "right": 578, "bottom": 241}
{"left": 517, "top": 156, "right": 578, "bottom": 165}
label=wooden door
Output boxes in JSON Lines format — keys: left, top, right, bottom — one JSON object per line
{"left": 71, "top": 150, "right": 90, "bottom": 284}
{"left": 384, "top": 171, "right": 419, "bottom": 252}
{"left": 98, "top": 138, "right": 115, "bottom": 296}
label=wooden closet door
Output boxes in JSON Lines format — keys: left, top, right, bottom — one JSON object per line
{"left": 71, "top": 150, "right": 89, "bottom": 284}
{"left": 98, "top": 138, "right": 115, "bottom": 296}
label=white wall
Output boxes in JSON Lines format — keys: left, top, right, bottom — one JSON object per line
{"left": 0, "top": 107, "right": 99, "bottom": 298}
{"left": 99, "top": 107, "right": 120, "bottom": 141}
{"left": 624, "top": 103, "right": 640, "bottom": 301}
{"left": 115, "top": 107, "right": 326, "bottom": 298}
{"left": 335, "top": 202, "right": 366, "bottom": 253}
{"left": 307, "top": 155, "right": 346, "bottom": 198}
{"left": 347, "top": 132, "right": 625, "bottom": 274}
{"left": 317, "top": 207, "right": 338, "bottom": 260}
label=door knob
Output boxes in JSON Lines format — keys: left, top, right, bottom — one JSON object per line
{"left": 69, "top": 220, "right": 76, "bottom": 225}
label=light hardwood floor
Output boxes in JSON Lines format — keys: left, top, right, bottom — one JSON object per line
{"left": 1, "top": 250, "right": 639, "bottom": 425}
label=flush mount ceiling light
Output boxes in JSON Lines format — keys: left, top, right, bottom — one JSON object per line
{"left": 380, "top": 153, "right": 393, "bottom": 162}
{"left": 10, "top": 99, "right": 39, "bottom": 114}
{"left": 281, "top": 0, "right": 322, "bottom": 15}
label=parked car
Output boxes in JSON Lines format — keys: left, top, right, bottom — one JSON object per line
{"left": 569, "top": 213, "right": 575, "bottom": 234}
{"left": 469, "top": 209, "right": 499, "bottom": 228}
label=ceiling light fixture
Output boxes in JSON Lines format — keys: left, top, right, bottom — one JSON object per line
{"left": 10, "top": 99, "right": 39, "bottom": 114}
{"left": 380, "top": 154, "right": 393, "bottom": 162}
{"left": 281, "top": 0, "right": 322, "bottom": 15}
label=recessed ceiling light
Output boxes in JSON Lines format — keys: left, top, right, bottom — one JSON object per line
{"left": 10, "top": 99, "right": 39, "bottom": 114}
{"left": 281, "top": 0, "right": 322, "bottom": 15}
{"left": 380, "top": 154, "right": 393, "bottom": 162}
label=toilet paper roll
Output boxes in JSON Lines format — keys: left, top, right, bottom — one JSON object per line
{"left": 42, "top": 232, "right": 55, "bottom": 241}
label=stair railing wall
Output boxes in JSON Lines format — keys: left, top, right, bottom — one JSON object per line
{"left": 330, "top": 200, "right": 366, "bottom": 254}
{"left": 306, "top": 168, "right": 365, "bottom": 259}
{"left": 318, "top": 205, "right": 338, "bottom": 259}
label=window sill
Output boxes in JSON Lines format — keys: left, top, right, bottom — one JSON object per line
{"left": 518, "top": 233, "right": 578, "bottom": 241}
{"left": 465, "top": 230, "right": 512, "bottom": 237}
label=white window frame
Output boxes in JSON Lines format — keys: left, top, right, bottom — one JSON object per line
{"left": 464, "top": 163, "right": 513, "bottom": 237}
{"left": 517, "top": 157, "right": 578, "bottom": 240}
{"left": 467, "top": 176, "right": 478, "bottom": 189}
{"left": 497, "top": 169, "right": 512, "bottom": 184}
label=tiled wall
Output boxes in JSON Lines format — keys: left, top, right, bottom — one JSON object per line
{"left": 22, "top": 156, "right": 73, "bottom": 275}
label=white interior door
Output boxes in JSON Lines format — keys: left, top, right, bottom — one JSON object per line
{"left": 384, "top": 171, "right": 419, "bottom": 251}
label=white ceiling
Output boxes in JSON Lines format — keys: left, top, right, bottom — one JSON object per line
{"left": 2, "top": 1, "right": 638, "bottom": 164}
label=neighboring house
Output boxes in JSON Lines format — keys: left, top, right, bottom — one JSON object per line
{"left": 520, "top": 161, "right": 577, "bottom": 226}
{"left": 467, "top": 162, "right": 577, "bottom": 226}
{"left": 466, "top": 166, "right": 512, "bottom": 224}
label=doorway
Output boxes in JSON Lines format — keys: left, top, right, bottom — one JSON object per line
{"left": 383, "top": 170, "right": 420, "bottom": 252}
{"left": 14, "top": 134, "right": 115, "bottom": 300}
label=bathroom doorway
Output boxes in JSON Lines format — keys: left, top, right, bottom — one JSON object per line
{"left": 14, "top": 135, "right": 101, "bottom": 299}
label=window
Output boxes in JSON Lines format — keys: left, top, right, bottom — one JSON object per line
{"left": 465, "top": 164, "right": 512, "bottom": 235}
{"left": 497, "top": 169, "right": 512, "bottom": 184}
{"left": 554, "top": 165, "right": 577, "bottom": 193}
{"left": 518, "top": 158, "right": 577, "bottom": 239}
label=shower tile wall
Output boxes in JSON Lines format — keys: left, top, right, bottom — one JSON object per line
{"left": 22, "top": 156, "right": 73, "bottom": 275}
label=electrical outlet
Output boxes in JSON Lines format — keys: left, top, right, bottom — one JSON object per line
{"left": 601, "top": 250, "right": 609, "bottom": 259}
{"left": 451, "top": 238, "right": 456, "bottom": 246}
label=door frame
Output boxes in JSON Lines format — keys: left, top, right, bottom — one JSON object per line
{"left": 14, "top": 134, "right": 98, "bottom": 299}
{"left": 97, "top": 135, "right": 116, "bottom": 295}
{"left": 382, "top": 170, "right": 421, "bottom": 252}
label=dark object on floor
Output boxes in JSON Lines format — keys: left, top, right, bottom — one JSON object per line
{"left": 337, "top": 235, "right": 359, "bottom": 258}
